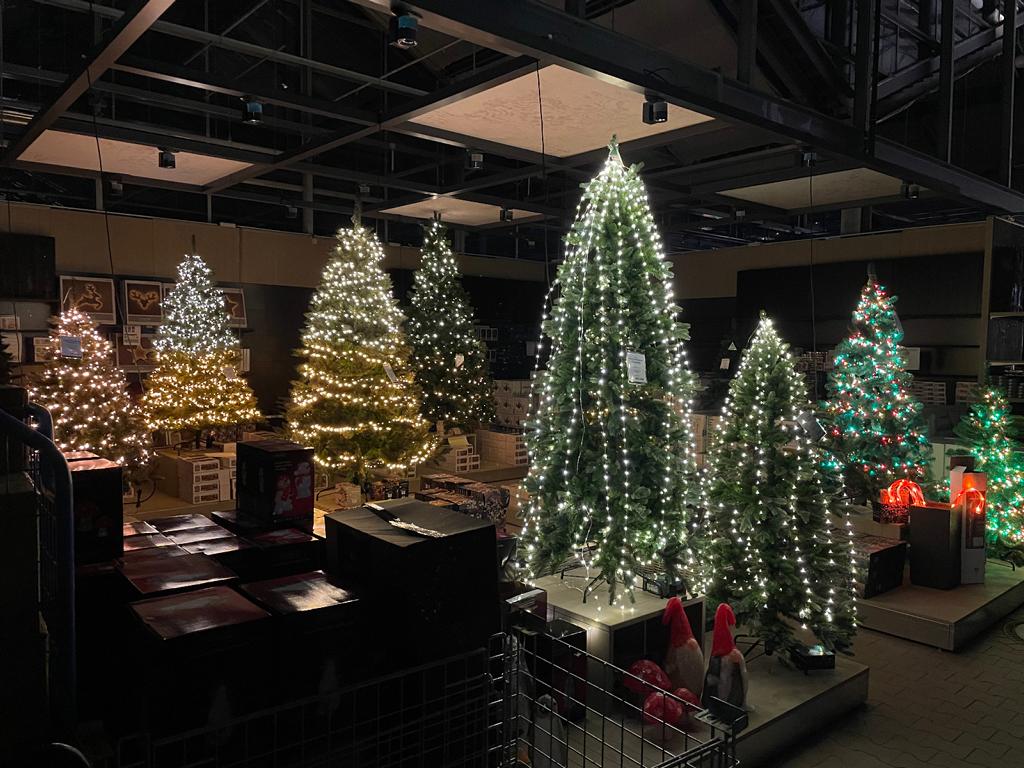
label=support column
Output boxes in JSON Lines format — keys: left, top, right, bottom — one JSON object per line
{"left": 738, "top": 0, "right": 759, "bottom": 85}
{"left": 917, "top": 0, "right": 935, "bottom": 59}
{"left": 999, "top": 0, "right": 1017, "bottom": 186}
{"left": 95, "top": 178, "right": 103, "bottom": 211}
{"left": 854, "top": 0, "right": 875, "bottom": 135}
{"left": 303, "top": 173, "right": 314, "bottom": 234}
{"left": 938, "top": 0, "right": 955, "bottom": 163}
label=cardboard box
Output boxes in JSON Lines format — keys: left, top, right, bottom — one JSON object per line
{"left": 70, "top": 458, "right": 124, "bottom": 565}
{"left": 237, "top": 440, "right": 314, "bottom": 527}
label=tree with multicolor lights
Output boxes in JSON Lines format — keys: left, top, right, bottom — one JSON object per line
{"left": 704, "top": 315, "right": 857, "bottom": 654}
{"left": 823, "top": 275, "right": 931, "bottom": 501}
{"left": 143, "top": 253, "right": 261, "bottom": 434}
{"left": 407, "top": 220, "right": 494, "bottom": 431}
{"left": 288, "top": 225, "right": 435, "bottom": 483}
{"left": 954, "top": 386, "right": 1024, "bottom": 548}
{"left": 520, "top": 140, "right": 700, "bottom": 604}
{"left": 30, "top": 308, "right": 150, "bottom": 481}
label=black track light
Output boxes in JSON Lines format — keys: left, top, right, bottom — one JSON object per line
{"left": 389, "top": 14, "right": 418, "bottom": 49}
{"left": 467, "top": 150, "right": 484, "bottom": 170}
{"left": 500, "top": 207, "right": 514, "bottom": 223}
{"left": 158, "top": 148, "right": 176, "bottom": 169}
{"left": 241, "top": 97, "right": 263, "bottom": 125}
{"left": 642, "top": 93, "right": 668, "bottom": 125}
{"left": 285, "top": 204, "right": 298, "bottom": 220}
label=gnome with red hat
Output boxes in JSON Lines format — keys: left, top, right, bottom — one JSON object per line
{"left": 702, "top": 603, "right": 747, "bottom": 709}
{"left": 662, "top": 596, "right": 704, "bottom": 697}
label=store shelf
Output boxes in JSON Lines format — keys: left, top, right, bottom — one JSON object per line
{"left": 987, "top": 360, "right": 1024, "bottom": 366}
{"left": 990, "top": 311, "right": 1024, "bottom": 318}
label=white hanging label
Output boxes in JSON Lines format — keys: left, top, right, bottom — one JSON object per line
{"left": 383, "top": 362, "right": 399, "bottom": 383}
{"left": 454, "top": 353, "right": 465, "bottom": 369}
{"left": 59, "top": 336, "right": 82, "bottom": 359}
{"left": 123, "top": 325, "right": 141, "bottom": 346}
{"left": 719, "top": 357, "right": 731, "bottom": 370}
{"left": 728, "top": 342, "right": 737, "bottom": 351}
{"left": 625, "top": 351, "right": 647, "bottom": 384}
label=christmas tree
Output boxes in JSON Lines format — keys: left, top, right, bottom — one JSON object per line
{"left": 954, "top": 386, "right": 1024, "bottom": 547}
{"left": 288, "top": 225, "right": 435, "bottom": 482}
{"left": 704, "top": 315, "right": 857, "bottom": 653}
{"left": 520, "top": 141, "right": 699, "bottom": 604}
{"left": 0, "top": 332, "right": 13, "bottom": 385}
{"left": 824, "top": 275, "right": 931, "bottom": 500}
{"left": 29, "top": 308, "right": 150, "bottom": 480}
{"left": 407, "top": 220, "right": 493, "bottom": 431}
{"left": 143, "top": 253, "right": 260, "bottom": 433}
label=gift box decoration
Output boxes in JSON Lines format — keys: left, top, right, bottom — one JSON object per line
{"left": 875, "top": 479, "right": 924, "bottom": 524}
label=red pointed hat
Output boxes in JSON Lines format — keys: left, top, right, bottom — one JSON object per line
{"left": 710, "top": 603, "right": 737, "bottom": 657}
{"left": 662, "top": 596, "right": 695, "bottom": 646}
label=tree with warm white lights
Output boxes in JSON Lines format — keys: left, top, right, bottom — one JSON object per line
{"left": 407, "top": 220, "right": 493, "bottom": 431}
{"left": 288, "top": 225, "right": 435, "bottom": 482}
{"left": 143, "top": 253, "right": 260, "bottom": 434}
{"left": 954, "top": 386, "right": 1024, "bottom": 548}
{"left": 704, "top": 315, "right": 857, "bottom": 654}
{"left": 29, "top": 308, "right": 150, "bottom": 481}
{"left": 824, "top": 276, "right": 931, "bottom": 501}
{"left": 520, "top": 140, "right": 699, "bottom": 604}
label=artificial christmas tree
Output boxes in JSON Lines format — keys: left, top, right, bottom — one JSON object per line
{"left": 520, "top": 141, "right": 699, "bottom": 603}
{"left": 0, "top": 333, "right": 13, "bottom": 385}
{"left": 704, "top": 315, "right": 857, "bottom": 654}
{"left": 824, "top": 275, "right": 931, "bottom": 501}
{"left": 288, "top": 225, "right": 434, "bottom": 483}
{"left": 143, "top": 253, "right": 260, "bottom": 435}
{"left": 29, "top": 308, "right": 150, "bottom": 480}
{"left": 954, "top": 386, "right": 1024, "bottom": 547}
{"left": 407, "top": 220, "right": 493, "bottom": 431}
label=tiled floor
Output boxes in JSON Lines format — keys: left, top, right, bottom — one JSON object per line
{"left": 775, "top": 606, "right": 1024, "bottom": 768}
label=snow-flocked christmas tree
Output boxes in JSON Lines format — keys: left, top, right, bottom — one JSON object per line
{"left": 520, "top": 141, "right": 699, "bottom": 603}
{"left": 954, "top": 386, "right": 1024, "bottom": 547}
{"left": 703, "top": 315, "right": 857, "bottom": 653}
{"left": 288, "top": 225, "right": 435, "bottom": 482}
{"left": 29, "top": 308, "right": 150, "bottom": 479}
{"left": 824, "top": 275, "right": 931, "bottom": 500}
{"left": 407, "top": 220, "right": 493, "bottom": 431}
{"left": 143, "top": 253, "right": 260, "bottom": 433}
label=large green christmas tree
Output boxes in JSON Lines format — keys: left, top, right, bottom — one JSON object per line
{"left": 521, "top": 141, "right": 699, "bottom": 603}
{"left": 407, "top": 220, "right": 493, "bottom": 431}
{"left": 704, "top": 315, "right": 857, "bottom": 653}
{"left": 954, "top": 386, "right": 1024, "bottom": 547}
{"left": 824, "top": 275, "right": 931, "bottom": 500}
{"left": 288, "top": 225, "right": 435, "bottom": 482}
{"left": 143, "top": 253, "right": 261, "bottom": 434}
{"left": 29, "top": 308, "right": 150, "bottom": 481}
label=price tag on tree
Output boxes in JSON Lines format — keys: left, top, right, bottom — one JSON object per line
{"left": 625, "top": 351, "right": 647, "bottom": 384}
{"left": 383, "top": 362, "right": 399, "bottom": 383}
{"left": 123, "top": 324, "right": 141, "bottom": 346}
{"left": 454, "top": 353, "right": 465, "bottom": 369}
{"left": 59, "top": 335, "right": 82, "bottom": 359}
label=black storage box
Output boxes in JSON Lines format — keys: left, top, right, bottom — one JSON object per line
{"left": 236, "top": 440, "right": 315, "bottom": 528}
{"left": 910, "top": 501, "right": 961, "bottom": 589}
{"left": 70, "top": 458, "right": 124, "bottom": 564}
{"left": 245, "top": 527, "right": 323, "bottom": 578}
{"left": 149, "top": 513, "right": 218, "bottom": 534}
{"left": 239, "top": 570, "right": 364, "bottom": 701}
{"left": 524, "top": 618, "right": 587, "bottom": 722}
{"left": 118, "top": 546, "right": 237, "bottom": 597}
{"left": 324, "top": 500, "right": 499, "bottom": 667}
{"left": 126, "top": 586, "right": 272, "bottom": 734}
{"left": 835, "top": 527, "right": 907, "bottom": 598}
{"left": 181, "top": 537, "right": 257, "bottom": 578}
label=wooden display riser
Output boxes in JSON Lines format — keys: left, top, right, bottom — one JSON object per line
{"left": 857, "top": 561, "right": 1024, "bottom": 651}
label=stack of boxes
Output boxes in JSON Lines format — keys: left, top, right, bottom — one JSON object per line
{"left": 492, "top": 379, "right": 533, "bottom": 428}
{"left": 910, "top": 380, "right": 948, "bottom": 405}
{"left": 435, "top": 434, "right": 481, "bottom": 473}
{"left": 476, "top": 427, "right": 528, "bottom": 466}
{"left": 690, "top": 412, "right": 723, "bottom": 467}
{"left": 176, "top": 456, "right": 222, "bottom": 505}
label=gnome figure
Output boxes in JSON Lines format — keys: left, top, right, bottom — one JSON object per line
{"left": 662, "top": 597, "right": 704, "bottom": 697}
{"left": 702, "top": 603, "right": 748, "bottom": 710}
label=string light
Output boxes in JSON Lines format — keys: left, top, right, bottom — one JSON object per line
{"left": 701, "top": 315, "right": 857, "bottom": 654}
{"left": 143, "top": 253, "right": 261, "bottom": 432}
{"left": 288, "top": 225, "right": 435, "bottom": 482}
{"left": 519, "top": 139, "right": 699, "bottom": 605}
{"left": 407, "top": 220, "right": 494, "bottom": 430}
{"left": 29, "top": 307, "right": 150, "bottom": 484}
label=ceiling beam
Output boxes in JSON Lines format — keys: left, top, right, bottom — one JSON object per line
{"left": 1, "top": 0, "right": 176, "bottom": 165}
{"left": 204, "top": 55, "right": 537, "bottom": 193}
{"left": 353, "top": 0, "right": 1024, "bottom": 213}
{"left": 33, "top": 0, "right": 428, "bottom": 98}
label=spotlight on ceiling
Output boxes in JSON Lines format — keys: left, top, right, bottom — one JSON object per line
{"left": 500, "top": 207, "right": 514, "bottom": 223}
{"left": 642, "top": 93, "right": 668, "bottom": 125}
{"left": 241, "top": 97, "right": 263, "bottom": 125}
{"left": 389, "top": 14, "right": 418, "bottom": 49}
{"left": 467, "top": 150, "right": 484, "bottom": 171}
{"left": 901, "top": 181, "right": 920, "bottom": 200}
{"left": 106, "top": 175, "right": 124, "bottom": 198}
{"left": 285, "top": 204, "right": 298, "bottom": 220}
{"left": 158, "top": 148, "right": 176, "bottom": 169}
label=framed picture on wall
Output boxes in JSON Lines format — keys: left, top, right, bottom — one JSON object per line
{"left": 123, "top": 280, "right": 164, "bottom": 325}
{"left": 59, "top": 276, "right": 116, "bottom": 324}
{"left": 221, "top": 286, "right": 247, "bottom": 327}
{"left": 114, "top": 332, "right": 159, "bottom": 371}
{"left": 32, "top": 336, "right": 56, "bottom": 363}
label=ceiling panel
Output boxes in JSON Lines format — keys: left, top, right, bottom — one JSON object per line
{"left": 379, "top": 197, "right": 542, "bottom": 227}
{"left": 21, "top": 130, "right": 252, "bottom": 187}
{"left": 407, "top": 64, "right": 713, "bottom": 158}
{"left": 718, "top": 168, "right": 907, "bottom": 210}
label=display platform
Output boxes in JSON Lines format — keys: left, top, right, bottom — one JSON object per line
{"left": 845, "top": 506, "right": 907, "bottom": 540}
{"left": 857, "top": 560, "right": 1024, "bottom": 650}
{"left": 414, "top": 459, "right": 528, "bottom": 487}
